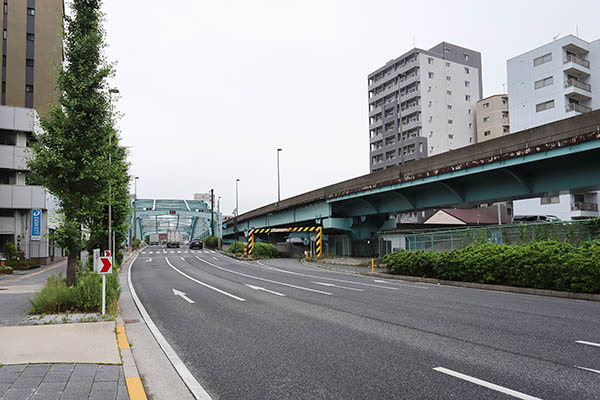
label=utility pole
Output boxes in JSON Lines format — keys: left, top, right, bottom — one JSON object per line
{"left": 234, "top": 179, "right": 240, "bottom": 242}
{"left": 210, "top": 188, "right": 215, "bottom": 237}
{"left": 108, "top": 88, "right": 119, "bottom": 256}
{"left": 133, "top": 176, "right": 139, "bottom": 248}
{"left": 217, "top": 196, "right": 222, "bottom": 249}
{"left": 277, "top": 148, "right": 282, "bottom": 203}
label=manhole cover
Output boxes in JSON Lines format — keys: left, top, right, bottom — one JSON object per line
{"left": 124, "top": 319, "right": 140, "bottom": 324}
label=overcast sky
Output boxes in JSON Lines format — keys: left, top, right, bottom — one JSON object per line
{"left": 101, "top": 0, "right": 600, "bottom": 216}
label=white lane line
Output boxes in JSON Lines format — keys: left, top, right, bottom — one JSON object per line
{"left": 209, "top": 250, "right": 216, "bottom": 254}
{"left": 373, "top": 279, "right": 430, "bottom": 288}
{"left": 313, "top": 282, "right": 364, "bottom": 292}
{"left": 212, "top": 257, "right": 219, "bottom": 261}
{"left": 128, "top": 254, "right": 213, "bottom": 400}
{"left": 142, "top": 252, "right": 146, "bottom": 254}
{"left": 165, "top": 258, "right": 245, "bottom": 302}
{"left": 180, "top": 257, "right": 185, "bottom": 261}
{"left": 575, "top": 340, "right": 600, "bottom": 348}
{"left": 177, "top": 250, "right": 182, "bottom": 254}
{"left": 184, "top": 251, "right": 189, "bottom": 254}
{"left": 433, "top": 367, "right": 542, "bottom": 400}
{"left": 149, "top": 251, "right": 153, "bottom": 254}
{"left": 195, "top": 257, "right": 332, "bottom": 295}
{"left": 245, "top": 284, "right": 286, "bottom": 297}
{"left": 575, "top": 366, "right": 600, "bottom": 375}
{"left": 257, "top": 260, "right": 423, "bottom": 291}
{"left": 170, "top": 251, "right": 175, "bottom": 254}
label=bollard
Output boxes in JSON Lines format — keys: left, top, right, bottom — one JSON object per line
{"left": 305, "top": 251, "right": 309, "bottom": 261}
{"left": 243, "top": 246, "right": 247, "bottom": 258}
{"left": 371, "top": 258, "right": 374, "bottom": 273}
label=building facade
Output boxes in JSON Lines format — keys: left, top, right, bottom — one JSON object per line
{"left": 476, "top": 94, "right": 509, "bottom": 142}
{"left": 2, "top": 0, "right": 63, "bottom": 114}
{"left": 0, "top": 105, "right": 61, "bottom": 263}
{"left": 507, "top": 35, "right": 600, "bottom": 220}
{"left": 368, "top": 42, "right": 482, "bottom": 172}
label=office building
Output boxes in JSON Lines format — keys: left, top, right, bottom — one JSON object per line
{"left": 476, "top": 94, "right": 509, "bottom": 142}
{"left": 368, "top": 42, "right": 482, "bottom": 172}
{"left": 507, "top": 35, "right": 600, "bottom": 220}
{"left": 2, "top": 0, "right": 63, "bottom": 114}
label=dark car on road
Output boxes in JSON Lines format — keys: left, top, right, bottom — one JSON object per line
{"left": 189, "top": 239, "right": 203, "bottom": 250}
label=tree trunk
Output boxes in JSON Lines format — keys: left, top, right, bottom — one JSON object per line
{"left": 66, "top": 248, "right": 78, "bottom": 286}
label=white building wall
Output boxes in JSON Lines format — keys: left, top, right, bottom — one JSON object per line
{"left": 507, "top": 35, "right": 600, "bottom": 220}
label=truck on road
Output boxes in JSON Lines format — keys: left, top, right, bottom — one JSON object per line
{"left": 148, "top": 233, "right": 159, "bottom": 245}
{"left": 166, "top": 230, "right": 181, "bottom": 248}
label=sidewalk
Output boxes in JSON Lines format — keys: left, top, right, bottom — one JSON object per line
{"left": 310, "top": 257, "right": 387, "bottom": 275}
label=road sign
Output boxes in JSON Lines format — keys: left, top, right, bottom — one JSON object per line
{"left": 104, "top": 250, "right": 111, "bottom": 257}
{"left": 99, "top": 256, "right": 112, "bottom": 274}
{"left": 93, "top": 249, "right": 100, "bottom": 273}
{"left": 31, "top": 209, "right": 41, "bottom": 241}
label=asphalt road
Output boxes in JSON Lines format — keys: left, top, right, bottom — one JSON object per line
{"left": 130, "top": 246, "right": 600, "bottom": 399}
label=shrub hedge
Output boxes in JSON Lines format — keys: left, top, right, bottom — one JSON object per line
{"left": 228, "top": 241, "right": 244, "bottom": 254}
{"left": 29, "top": 270, "right": 121, "bottom": 314}
{"left": 202, "top": 236, "right": 218, "bottom": 249}
{"left": 383, "top": 240, "right": 600, "bottom": 294}
{"left": 252, "top": 242, "right": 278, "bottom": 259}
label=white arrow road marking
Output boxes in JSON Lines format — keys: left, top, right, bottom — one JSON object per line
{"left": 146, "top": 258, "right": 152, "bottom": 263}
{"left": 165, "top": 258, "right": 245, "bottom": 302}
{"left": 433, "top": 367, "right": 542, "bottom": 400}
{"left": 575, "top": 366, "right": 600, "bottom": 375}
{"left": 373, "top": 279, "right": 429, "bottom": 288}
{"left": 313, "top": 282, "right": 364, "bottom": 292}
{"left": 576, "top": 340, "right": 600, "bottom": 348}
{"left": 244, "top": 284, "right": 286, "bottom": 297}
{"left": 196, "top": 257, "right": 332, "bottom": 295}
{"left": 172, "top": 288, "right": 195, "bottom": 304}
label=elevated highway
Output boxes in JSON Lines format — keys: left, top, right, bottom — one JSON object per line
{"left": 224, "top": 110, "right": 600, "bottom": 254}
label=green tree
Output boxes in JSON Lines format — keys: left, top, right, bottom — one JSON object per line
{"left": 28, "top": 0, "right": 122, "bottom": 286}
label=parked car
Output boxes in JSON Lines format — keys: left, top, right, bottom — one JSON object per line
{"left": 189, "top": 239, "right": 203, "bottom": 250}
{"left": 512, "top": 215, "right": 561, "bottom": 223}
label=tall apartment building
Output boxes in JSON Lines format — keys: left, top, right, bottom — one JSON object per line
{"left": 507, "top": 35, "right": 600, "bottom": 220}
{"left": 0, "top": 1, "right": 63, "bottom": 262}
{"left": 476, "top": 94, "right": 509, "bottom": 142}
{"left": 368, "top": 42, "right": 482, "bottom": 172}
{"left": 2, "top": 0, "right": 63, "bottom": 114}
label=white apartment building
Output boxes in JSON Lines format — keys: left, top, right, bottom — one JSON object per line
{"left": 507, "top": 34, "right": 600, "bottom": 220}
{"left": 0, "top": 105, "right": 61, "bottom": 263}
{"left": 368, "top": 42, "right": 482, "bottom": 172}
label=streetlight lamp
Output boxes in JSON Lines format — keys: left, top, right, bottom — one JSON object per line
{"left": 107, "top": 88, "right": 119, "bottom": 256}
{"left": 133, "top": 176, "right": 139, "bottom": 248}
{"left": 234, "top": 179, "right": 240, "bottom": 242}
{"left": 277, "top": 148, "right": 282, "bottom": 203}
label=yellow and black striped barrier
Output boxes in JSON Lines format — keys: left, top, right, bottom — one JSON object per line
{"left": 249, "top": 226, "right": 323, "bottom": 257}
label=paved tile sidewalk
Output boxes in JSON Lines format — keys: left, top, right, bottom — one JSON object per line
{"left": 0, "top": 364, "right": 129, "bottom": 400}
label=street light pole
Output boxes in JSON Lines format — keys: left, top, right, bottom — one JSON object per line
{"left": 133, "top": 177, "right": 139, "bottom": 247}
{"left": 217, "top": 196, "right": 221, "bottom": 249}
{"left": 277, "top": 148, "right": 282, "bottom": 203}
{"left": 108, "top": 88, "right": 119, "bottom": 256}
{"left": 234, "top": 179, "right": 240, "bottom": 242}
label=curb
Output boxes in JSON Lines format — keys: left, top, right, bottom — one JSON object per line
{"left": 305, "top": 260, "right": 600, "bottom": 302}
{"left": 116, "top": 316, "right": 148, "bottom": 400}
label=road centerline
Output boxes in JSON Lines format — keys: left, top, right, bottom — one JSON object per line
{"left": 575, "top": 340, "right": 600, "bottom": 348}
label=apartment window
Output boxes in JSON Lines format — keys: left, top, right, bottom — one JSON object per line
{"left": 447, "top": 90, "right": 452, "bottom": 95}
{"left": 428, "top": 86, "right": 432, "bottom": 93}
{"left": 3, "top": 3, "right": 6, "bottom": 14}
{"left": 540, "top": 195, "right": 560, "bottom": 204}
{"left": 26, "top": 33, "right": 34, "bottom": 41}
{"left": 428, "top": 57, "right": 433, "bottom": 65}
{"left": 447, "top": 105, "right": 452, "bottom": 110}
{"left": 1, "top": 81, "right": 5, "bottom": 93}
{"left": 448, "top": 119, "right": 453, "bottom": 124}
{"left": 464, "top": 53, "right": 469, "bottom": 61}
{"left": 468, "top": 122, "right": 472, "bottom": 128}
{"left": 483, "top": 116, "right": 490, "bottom": 123}
{"left": 26, "top": 59, "right": 34, "bottom": 67}
{"left": 468, "top": 109, "right": 471, "bottom": 115}
{"left": 484, "top": 130, "right": 491, "bottom": 136}
{"left": 428, "top": 101, "right": 432, "bottom": 108}
{"left": 3, "top": 30, "right": 6, "bottom": 40}
{"left": 503, "top": 127, "right": 509, "bottom": 133}
{"left": 465, "top": 67, "right": 470, "bottom": 74}
{"left": 25, "top": 85, "right": 33, "bottom": 93}
{"left": 533, "top": 53, "right": 552, "bottom": 67}
{"left": 465, "top": 80, "right": 470, "bottom": 88}
{"left": 428, "top": 116, "right": 432, "bottom": 122}
{"left": 428, "top": 72, "right": 434, "bottom": 79}
{"left": 465, "top": 94, "right": 471, "bottom": 101}
{"left": 2, "top": 55, "right": 5, "bottom": 67}
{"left": 536, "top": 100, "right": 555, "bottom": 112}
{"left": 446, "top": 76, "right": 451, "bottom": 81}
{"left": 0, "top": 129, "right": 16, "bottom": 145}
{"left": 448, "top": 134, "right": 454, "bottom": 139}
{"left": 27, "top": 8, "right": 35, "bottom": 16}
{"left": 483, "top": 102, "right": 489, "bottom": 109}
{"left": 534, "top": 76, "right": 553, "bottom": 89}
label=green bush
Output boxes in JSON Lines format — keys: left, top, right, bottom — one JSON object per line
{"left": 132, "top": 239, "right": 141, "bottom": 249}
{"left": 252, "top": 242, "right": 278, "bottom": 259}
{"left": 144, "top": 235, "right": 150, "bottom": 244}
{"left": 29, "top": 270, "right": 121, "bottom": 314}
{"left": 203, "top": 236, "right": 218, "bottom": 249}
{"left": 384, "top": 240, "right": 600, "bottom": 294}
{"left": 228, "top": 241, "right": 244, "bottom": 254}
{"left": 5, "top": 259, "right": 38, "bottom": 268}
{"left": 2, "top": 242, "right": 18, "bottom": 260}
{"left": 0, "top": 266, "right": 13, "bottom": 272}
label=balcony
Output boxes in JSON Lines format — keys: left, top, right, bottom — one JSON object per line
{"left": 565, "top": 79, "right": 592, "bottom": 101}
{"left": 571, "top": 202, "right": 598, "bottom": 212}
{"left": 0, "top": 184, "right": 47, "bottom": 209}
{"left": 565, "top": 103, "right": 592, "bottom": 114}
{"left": 563, "top": 55, "right": 590, "bottom": 77}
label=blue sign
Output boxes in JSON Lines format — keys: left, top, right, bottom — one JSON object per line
{"left": 31, "top": 209, "right": 41, "bottom": 241}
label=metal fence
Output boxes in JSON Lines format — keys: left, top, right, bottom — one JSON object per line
{"left": 379, "top": 220, "right": 599, "bottom": 255}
